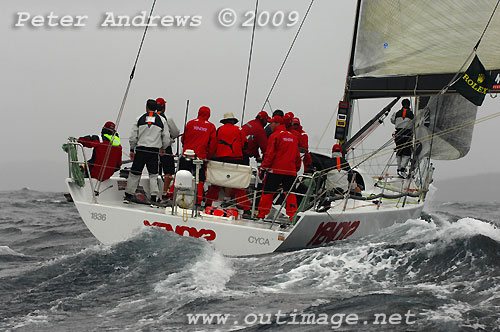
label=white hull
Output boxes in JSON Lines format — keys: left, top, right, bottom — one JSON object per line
{"left": 67, "top": 176, "right": 424, "bottom": 256}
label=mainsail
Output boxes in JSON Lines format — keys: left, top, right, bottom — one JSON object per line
{"left": 343, "top": 0, "right": 500, "bottom": 160}
{"left": 347, "top": 0, "right": 500, "bottom": 99}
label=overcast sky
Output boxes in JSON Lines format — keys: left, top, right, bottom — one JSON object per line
{"left": 1, "top": 0, "right": 499, "bottom": 192}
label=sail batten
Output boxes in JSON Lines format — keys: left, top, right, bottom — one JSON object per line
{"left": 349, "top": 70, "right": 500, "bottom": 99}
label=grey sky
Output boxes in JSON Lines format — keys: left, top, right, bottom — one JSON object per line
{"left": 1, "top": 0, "right": 498, "bottom": 192}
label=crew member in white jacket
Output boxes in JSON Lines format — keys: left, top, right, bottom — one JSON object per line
{"left": 390, "top": 98, "right": 414, "bottom": 178}
{"left": 124, "top": 99, "right": 170, "bottom": 203}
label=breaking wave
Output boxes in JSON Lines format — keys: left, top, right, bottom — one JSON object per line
{"left": 1, "top": 190, "right": 499, "bottom": 331}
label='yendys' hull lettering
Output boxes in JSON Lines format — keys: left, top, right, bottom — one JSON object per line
{"left": 144, "top": 220, "right": 216, "bottom": 241}
{"left": 307, "top": 221, "right": 360, "bottom": 246}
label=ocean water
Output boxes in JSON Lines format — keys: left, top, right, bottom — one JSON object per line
{"left": 0, "top": 189, "right": 499, "bottom": 331}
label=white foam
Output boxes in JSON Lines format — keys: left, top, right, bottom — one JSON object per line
{"left": 255, "top": 216, "right": 500, "bottom": 294}
{"left": 420, "top": 301, "right": 471, "bottom": 323}
{"left": 257, "top": 241, "right": 409, "bottom": 294}
{"left": 40, "top": 244, "right": 111, "bottom": 268}
{"left": 154, "top": 246, "right": 234, "bottom": 299}
{"left": 399, "top": 217, "right": 500, "bottom": 244}
{"left": 0, "top": 245, "right": 24, "bottom": 256}
{"left": 11, "top": 311, "right": 49, "bottom": 329}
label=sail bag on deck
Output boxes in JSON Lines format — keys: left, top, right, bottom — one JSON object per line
{"left": 206, "top": 161, "right": 252, "bottom": 189}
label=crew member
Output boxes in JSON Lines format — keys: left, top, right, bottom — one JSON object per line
{"left": 124, "top": 99, "right": 170, "bottom": 203}
{"left": 242, "top": 111, "right": 269, "bottom": 164}
{"left": 257, "top": 114, "right": 301, "bottom": 221}
{"left": 78, "top": 121, "right": 122, "bottom": 182}
{"left": 205, "top": 113, "right": 250, "bottom": 213}
{"left": 265, "top": 109, "right": 284, "bottom": 137}
{"left": 391, "top": 98, "right": 414, "bottom": 178}
{"left": 327, "top": 144, "right": 351, "bottom": 195}
{"left": 156, "top": 97, "right": 180, "bottom": 200}
{"left": 291, "top": 117, "right": 313, "bottom": 173}
{"left": 180, "top": 106, "right": 217, "bottom": 205}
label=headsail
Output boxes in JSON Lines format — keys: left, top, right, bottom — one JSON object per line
{"left": 415, "top": 94, "right": 477, "bottom": 160}
{"left": 348, "top": 0, "right": 500, "bottom": 99}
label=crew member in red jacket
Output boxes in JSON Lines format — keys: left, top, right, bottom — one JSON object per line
{"left": 205, "top": 112, "right": 250, "bottom": 213}
{"left": 242, "top": 111, "right": 269, "bottom": 164}
{"left": 257, "top": 114, "right": 301, "bottom": 221}
{"left": 78, "top": 121, "right": 122, "bottom": 182}
{"left": 181, "top": 106, "right": 217, "bottom": 205}
{"left": 292, "top": 117, "right": 313, "bottom": 173}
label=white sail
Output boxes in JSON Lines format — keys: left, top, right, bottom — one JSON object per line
{"left": 416, "top": 94, "right": 477, "bottom": 160}
{"left": 354, "top": 0, "right": 500, "bottom": 77}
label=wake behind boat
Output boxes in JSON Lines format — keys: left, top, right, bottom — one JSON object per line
{"left": 65, "top": 0, "right": 500, "bottom": 256}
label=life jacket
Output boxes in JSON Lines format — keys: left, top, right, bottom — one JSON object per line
{"left": 103, "top": 134, "right": 121, "bottom": 146}
{"left": 204, "top": 206, "right": 239, "bottom": 218}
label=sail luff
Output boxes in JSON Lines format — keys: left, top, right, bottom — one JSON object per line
{"left": 344, "top": 0, "right": 363, "bottom": 100}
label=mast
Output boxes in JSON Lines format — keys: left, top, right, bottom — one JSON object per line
{"left": 334, "top": 0, "right": 362, "bottom": 143}
{"left": 344, "top": 0, "right": 362, "bottom": 99}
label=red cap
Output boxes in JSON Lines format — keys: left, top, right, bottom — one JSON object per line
{"left": 198, "top": 106, "right": 211, "bottom": 119}
{"left": 103, "top": 121, "right": 116, "bottom": 131}
{"left": 257, "top": 111, "right": 269, "bottom": 121}
{"left": 268, "top": 115, "right": 283, "bottom": 123}
{"left": 332, "top": 144, "right": 342, "bottom": 152}
{"left": 292, "top": 117, "right": 300, "bottom": 125}
{"left": 282, "top": 113, "right": 293, "bottom": 126}
{"left": 156, "top": 98, "right": 166, "bottom": 106}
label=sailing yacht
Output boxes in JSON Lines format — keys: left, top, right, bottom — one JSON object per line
{"left": 65, "top": 0, "right": 500, "bottom": 256}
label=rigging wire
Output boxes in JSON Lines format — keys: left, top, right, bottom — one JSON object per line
{"left": 259, "top": 0, "right": 316, "bottom": 112}
{"left": 266, "top": 99, "right": 273, "bottom": 113}
{"left": 315, "top": 103, "right": 338, "bottom": 150}
{"left": 241, "top": 0, "right": 259, "bottom": 126}
{"left": 95, "top": 0, "right": 158, "bottom": 196}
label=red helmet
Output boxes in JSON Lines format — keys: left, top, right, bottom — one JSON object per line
{"left": 257, "top": 111, "right": 269, "bottom": 122}
{"left": 292, "top": 117, "right": 300, "bottom": 125}
{"left": 103, "top": 121, "right": 116, "bottom": 131}
{"left": 282, "top": 113, "right": 293, "bottom": 126}
{"left": 332, "top": 144, "right": 342, "bottom": 153}
{"left": 156, "top": 98, "right": 166, "bottom": 106}
{"left": 268, "top": 115, "right": 283, "bottom": 124}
